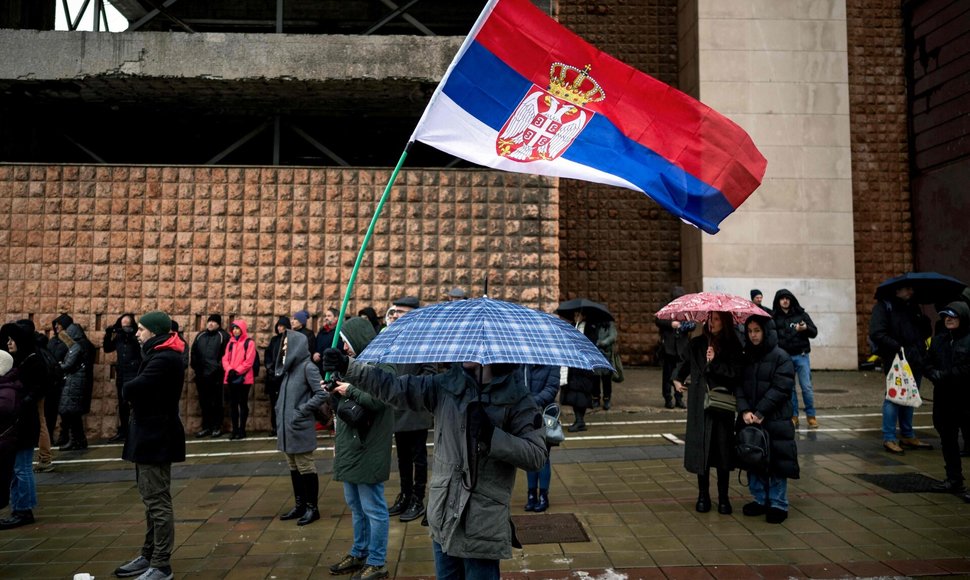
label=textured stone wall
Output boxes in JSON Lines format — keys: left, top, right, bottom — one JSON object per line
{"left": 0, "top": 164, "right": 559, "bottom": 437}
{"left": 846, "top": 0, "right": 913, "bottom": 358}
{"left": 557, "top": 0, "right": 681, "bottom": 365}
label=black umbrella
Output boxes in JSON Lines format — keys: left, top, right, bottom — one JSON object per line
{"left": 875, "top": 272, "right": 967, "bottom": 304}
{"left": 555, "top": 299, "right": 614, "bottom": 322}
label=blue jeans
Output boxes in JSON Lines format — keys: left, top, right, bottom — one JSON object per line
{"left": 790, "top": 354, "right": 815, "bottom": 418}
{"left": 433, "top": 540, "right": 500, "bottom": 580}
{"left": 883, "top": 399, "right": 916, "bottom": 442}
{"left": 748, "top": 473, "right": 788, "bottom": 511}
{"left": 343, "top": 482, "right": 388, "bottom": 567}
{"left": 526, "top": 457, "right": 552, "bottom": 490}
{"left": 10, "top": 449, "right": 37, "bottom": 512}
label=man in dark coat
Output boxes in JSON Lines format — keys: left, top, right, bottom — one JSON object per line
{"left": 312, "top": 307, "right": 344, "bottom": 365}
{"left": 656, "top": 286, "right": 694, "bottom": 408}
{"left": 925, "top": 302, "right": 970, "bottom": 494}
{"left": 113, "top": 311, "right": 186, "bottom": 580}
{"left": 737, "top": 316, "right": 798, "bottom": 524}
{"left": 869, "top": 284, "right": 933, "bottom": 454}
{"left": 190, "top": 314, "right": 229, "bottom": 438}
{"left": 103, "top": 313, "right": 142, "bottom": 443}
{"left": 47, "top": 314, "right": 72, "bottom": 447}
{"left": 771, "top": 289, "right": 819, "bottom": 428}
{"left": 16, "top": 319, "right": 58, "bottom": 472}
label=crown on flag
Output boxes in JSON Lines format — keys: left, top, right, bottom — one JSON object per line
{"left": 547, "top": 63, "right": 606, "bottom": 106}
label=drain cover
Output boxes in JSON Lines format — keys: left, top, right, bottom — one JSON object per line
{"left": 854, "top": 473, "right": 940, "bottom": 493}
{"left": 511, "top": 513, "right": 589, "bottom": 544}
{"left": 814, "top": 388, "right": 848, "bottom": 394}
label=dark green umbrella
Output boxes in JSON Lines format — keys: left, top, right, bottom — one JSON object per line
{"left": 555, "top": 299, "right": 614, "bottom": 322}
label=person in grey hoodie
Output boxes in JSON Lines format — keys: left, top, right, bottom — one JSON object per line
{"left": 322, "top": 348, "right": 547, "bottom": 580}
{"left": 274, "top": 330, "right": 328, "bottom": 527}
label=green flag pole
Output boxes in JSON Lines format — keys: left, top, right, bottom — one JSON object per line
{"left": 326, "top": 142, "right": 412, "bottom": 377}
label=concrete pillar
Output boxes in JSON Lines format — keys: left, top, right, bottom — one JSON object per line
{"left": 679, "top": 0, "right": 857, "bottom": 369}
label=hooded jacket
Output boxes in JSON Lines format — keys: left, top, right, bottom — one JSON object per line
{"left": 1, "top": 323, "right": 44, "bottom": 451}
{"left": 58, "top": 324, "right": 94, "bottom": 416}
{"left": 657, "top": 286, "right": 694, "bottom": 357}
{"left": 0, "top": 366, "right": 23, "bottom": 454}
{"left": 925, "top": 301, "right": 970, "bottom": 392}
{"left": 122, "top": 331, "right": 187, "bottom": 464}
{"left": 103, "top": 313, "right": 142, "bottom": 385}
{"left": 222, "top": 319, "right": 256, "bottom": 385}
{"left": 737, "top": 317, "right": 799, "bottom": 479}
{"left": 47, "top": 313, "right": 74, "bottom": 363}
{"left": 333, "top": 318, "right": 394, "bottom": 485}
{"left": 190, "top": 324, "right": 230, "bottom": 382}
{"left": 344, "top": 359, "right": 547, "bottom": 561}
{"left": 772, "top": 289, "right": 818, "bottom": 356}
{"left": 275, "top": 330, "right": 328, "bottom": 454}
{"left": 264, "top": 316, "right": 290, "bottom": 393}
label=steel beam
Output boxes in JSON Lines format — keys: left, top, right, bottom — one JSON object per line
{"left": 272, "top": 115, "right": 281, "bottom": 165}
{"left": 70, "top": 0, "right": 91, "bottom": 31}
{"left": 206, "top": 121, "right": 270, "bottom": 165}
{"left": 364, "top": 0, "right": 423, "bottom": 35}
{"left": 64, "top": 135, "right": 106, "bottom": 163}
{"left": 288, "top": 124, "right": 349, "bottom": 167}
{"left": 276, "top": 0, "right": 283, "bottom": 33}
{"left": 129, "top": 0, "right": 190, "bottom": 32}
{"left": 379, "top": 0, "right": 434, "bottom": 36}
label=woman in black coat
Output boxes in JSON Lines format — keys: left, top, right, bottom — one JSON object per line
{"left": 674, "top": 311, "right": 743, "bottom": 514}
{"left": 737, "top": 316, "right": 799, "bottom": 524}
{"left": 561, "top": 312, "right": 598, "bottom": 432}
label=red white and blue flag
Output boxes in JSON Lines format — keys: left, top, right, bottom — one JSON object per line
{"left": 411, "top": 0, "right": 767, "bottom": 234}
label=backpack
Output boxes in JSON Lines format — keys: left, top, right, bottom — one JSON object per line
{"left": 735, "top": 424, "right": 770, "bottom": 474}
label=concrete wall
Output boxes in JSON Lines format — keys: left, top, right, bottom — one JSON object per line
{"left": 0, "top": 164, "right": 559, "bottom": 437}
{"left": 679, "top": 0, "right": 858, "bottom": 369}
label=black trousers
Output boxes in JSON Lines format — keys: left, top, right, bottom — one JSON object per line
{"left": 115, "top": 378, "right": 130, "bottom": 436}
{"left": 395, "top": 430, "right": 429, "bottom": 497}
{"left": 594, "top": 373, "right": 612, "bottom": 401}
{"left": 661, "top": 353, "right": 683, "bottom": 403}
{"left": 934, "top": 388, "right": 967, "bottom": 481}
{"left": 196, "top": 376, "right": 224, "bottom": 431}
{"left": 44, "top": 385, "right": 61, "bottom": 441}
{"left": 228, "top": 383, "right": 251, "bottom": 434}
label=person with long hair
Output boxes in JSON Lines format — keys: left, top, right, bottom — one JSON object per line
{"left": 673, "top": 311, "right": 743, "bottom": 514}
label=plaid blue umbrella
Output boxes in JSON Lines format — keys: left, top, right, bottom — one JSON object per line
{"left": 355, "top": 297, "right": 613, "bottom": 372}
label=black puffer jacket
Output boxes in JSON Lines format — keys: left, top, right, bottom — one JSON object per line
{"left": 190, "top": 327, "right": 230, "bottom": 382}
{"left": 264, "top": 316, "right": 290, "bottom": 395}
{"left": 103, "top": 314, "right": 142, "bottom": 385}
{"left": 1, "top": 323, "right": 44, "bottom": 451}
{"left": 737, "top": 317, "right": 799, "bottom": 479}
{"left": 772, "top": 289, "right": 818, "bottom": 356}
{"left": 58, "top": 324, "right": 94, "bottom": 415}
{"left": 47, "top": 313, "right": 74, "bottom": 363}
{"left": 925, "top": 301, "right": 970, "bottom": 392}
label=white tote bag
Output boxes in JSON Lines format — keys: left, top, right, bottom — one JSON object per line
{"left": 885, "top": 350, "right": 922, "bottom": 408}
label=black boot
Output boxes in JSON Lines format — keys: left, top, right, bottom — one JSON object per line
{"left": 280, "top": 471, "right": 305, "bottom": 520}
{"left": 602, "top": 398, "right": 612, "bottom": 411}
{"left": 567, "top": 408, "right": 587, "bottom": 432}
{"left": 0, "top": 510, "right": 34, "bottom": 530}
{"left": 400, "top": 495, "right": 426, "bottom": 523}
{"left": 695, "top": 472, "right": 711, "bottom": 513}
{"left": 535, "top": 489, "right": 549, "bottom": 512}
{"left": 388, "top": 492, "right": 410, "bottom": 517}
{"left": 297, "top": 473, "right": 320, "bottom": 526}
{"left": 716, "top": 468, "right": 732, "bottom": 514}
{"left": 524, "top": 491, "right": 538, "bottom": 512}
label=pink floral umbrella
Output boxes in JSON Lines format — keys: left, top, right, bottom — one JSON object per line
{"left": 655, "top": 292, "right": 769, "bottom": 325}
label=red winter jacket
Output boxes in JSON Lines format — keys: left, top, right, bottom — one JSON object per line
{"left": 222, "top": 319, "right": 256, "bottom": 385}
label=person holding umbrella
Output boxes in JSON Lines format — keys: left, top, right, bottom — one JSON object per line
{"left": 323, "top": 349, "right": 546, "bottom": 580}
{"left": 673, "top": 310, "right": 743, "bottom": 514}
{"left": 869, "top": 283, "right": 933, "bottom": 454}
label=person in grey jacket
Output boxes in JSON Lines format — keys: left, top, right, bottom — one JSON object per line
{"left": 522, "top": 365, "right": 560, "bottom": 512}
{"left": 274, "top": 330, "right": 328, "bottom": 526}
{"left": 57, "top": 324, "right": 93, "bottom": 451}
{"left": 322, "top": 350, "right": 547, "bottom": 580}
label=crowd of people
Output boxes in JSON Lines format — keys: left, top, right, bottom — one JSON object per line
{"left": 0, "top": 280, "right": 966, "bottom": 578}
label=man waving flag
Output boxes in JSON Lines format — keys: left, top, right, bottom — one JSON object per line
{"left": 411, "top": 0, "right": 767, "bottom": 234}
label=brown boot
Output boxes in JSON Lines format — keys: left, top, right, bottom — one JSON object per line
{"left": 883, "top": 440, "right": 904, "bottom": 454}
{"left": 900, "top": 437, "right": 932, "bottom": 450}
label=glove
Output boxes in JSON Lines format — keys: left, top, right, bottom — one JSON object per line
{"left": 321, "top": 348, "right": 349, "bottom": 374}
{"left": 226, "top": 369, "right": 239, "bottom": 382}
{"left": 927, "top": 369, "right": 943, "bottom": 383}
{"left": 466, "top": 402, "right": 495, "bottom": 455}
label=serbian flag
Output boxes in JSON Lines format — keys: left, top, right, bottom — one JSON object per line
{"left": 410, "top": 0, "right": 766, "bottom": 234}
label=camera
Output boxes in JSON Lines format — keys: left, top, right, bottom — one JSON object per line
{"left": 789, "top": 323, "right": 798, "bottom": 329}
{"left": 324, "top": 378, "right": 339, "bottom": 393}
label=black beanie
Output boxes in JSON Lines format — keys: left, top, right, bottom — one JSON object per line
{"left": 207, "top": 314, "right": 223, "bottom": 326}
{"left": 750, "top": 289, "right": 763, "bottom": 300}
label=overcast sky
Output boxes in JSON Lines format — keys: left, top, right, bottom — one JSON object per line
{"left": 55, "top": 0, "right": 129, "bottom": 32}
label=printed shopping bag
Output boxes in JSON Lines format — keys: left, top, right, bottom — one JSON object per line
{"left": 885, "top": 350, "right": 922, "bottom": 408}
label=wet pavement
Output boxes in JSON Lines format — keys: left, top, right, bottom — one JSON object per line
{"left": 2, "top": 368, "right": 969, "bottom": 579}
